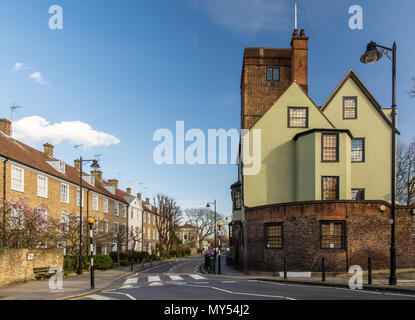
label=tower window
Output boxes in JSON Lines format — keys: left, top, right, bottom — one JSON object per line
{"left": 288, "top": 107, "right": 308, "bottom": 128}
{"left": 343, "top": 97, "right": 357, "bottom": 119}
{"left": 266, "top": 67, "right": 280, "bottom": 81}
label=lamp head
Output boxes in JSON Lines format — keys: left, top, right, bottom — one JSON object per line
{"left": 360, "top": 41, "right": 383, "bottom": 65}
{"left": 88, "top": 217, "right": 95, "bottom": 224}
{"left": 206, "top": 203, "right": 210, "bottom": 208}
{"left": 90, "top": 160, "right": 100, "bottom": 169}
{"left": 218, "top": 221, "right": 222, "bottom": 228}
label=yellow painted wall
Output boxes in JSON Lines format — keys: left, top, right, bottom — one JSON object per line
{"left": 295, "top": 132, "right": 315, "bottom": 201}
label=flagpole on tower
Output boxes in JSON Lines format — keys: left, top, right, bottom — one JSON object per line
{"left": 295, "top": 2, "right": 298, "bottom": 30}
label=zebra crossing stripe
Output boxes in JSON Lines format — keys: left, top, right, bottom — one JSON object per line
{"left": 169, "top": 275, "right": 184, "bottom": 281}
{"left": 148, "top": 276, "right": 161, "bottom": 282}
{"left": 124, "top": 277, "right": 138, "bottom": 284}
{"left": 149, "top": 281, "right": 163, "bottom": 286}
{"left": 189, "top": 274, "right": 207, "bottom": 280}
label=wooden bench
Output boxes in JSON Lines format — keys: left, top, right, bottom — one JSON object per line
{"left": 33, "top": 267, "right": 56, "bottom": 280}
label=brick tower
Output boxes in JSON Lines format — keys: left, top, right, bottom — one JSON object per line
{"left": 240, "top": 29, "right": 309, "bottom": 129}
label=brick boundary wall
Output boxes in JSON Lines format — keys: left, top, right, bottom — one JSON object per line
{"left": 244, "top": 201, "right": 415, "bottom": 273}
{"left": 0, "top": 248, "right": 64, "bottom": 287}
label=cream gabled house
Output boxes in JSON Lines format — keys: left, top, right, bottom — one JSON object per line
{"left": 229, "top": 29, "right": 412, "bottom": 274}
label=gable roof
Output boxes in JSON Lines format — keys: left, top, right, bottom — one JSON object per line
{"left": 0, "top": 132, "right": 128, "bottom": 204}
{"left": 252, "top": 80, "right": 336, "bottom": 130}
{"left": 321, "top": 69, "right": 398, "bottom": 133}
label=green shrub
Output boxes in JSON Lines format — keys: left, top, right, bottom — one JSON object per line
{"left": 94, "top": 255, "right": 113, "bottom": 270}
{"left": 63, "top": 256, "right": 90, "bottom": 273}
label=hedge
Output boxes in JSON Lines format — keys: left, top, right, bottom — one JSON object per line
{"left": 63, "top": 255, "right": 113, "bottom": 273}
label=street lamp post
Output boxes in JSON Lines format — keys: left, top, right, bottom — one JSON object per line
{"left": 77, "top": 157, "right": 100, "bottom": 275}
{"left": 88, "top": 217, "right": 95, "bottom": 289}
{"left": 360, "top": 40, "right": 397, "bottom": 285}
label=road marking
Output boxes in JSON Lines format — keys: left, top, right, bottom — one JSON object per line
{"left": 88, "top": 294, "right": 115, "bottom": 300}
{"left": 169, "top": 275, "right": 184, "bottom": 281}
{"left": 148, "top": 276, "right": 161, "bottom": 282}
{"left": 124, "top": 277, "right": 138, "bottom": 284}
{"left": 189, "top": 274, "right": 207, "bottom": 280}
{"left": 102, "top": 291, "right": 137, "bottom": 300}
{"left": 149, "top": 281, "right": 164, "bottom": 287}
{"left": 183, "top": 283, "right": 296, "bottom": 300}
{"left": 195, "top": 281, "right": 209, "bottom": 284}
{"left": 120, "top": 285, "right": 133, "bottom": 289}
{"left": 222, "top": 281, "right": 236, "bottom": 283}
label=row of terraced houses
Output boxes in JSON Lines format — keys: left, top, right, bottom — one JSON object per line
{"left": 0, "top": 118, "right": 160, "bottom": 256}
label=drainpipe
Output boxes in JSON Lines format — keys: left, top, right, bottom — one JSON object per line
{"left": 2, "top": 158, "right": 8, "bottom": 246}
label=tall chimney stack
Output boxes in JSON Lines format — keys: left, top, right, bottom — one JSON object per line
{"left": 0, "top": 119, "right": 11, "bottom": 136}
{"left": 91, "top": 170, "right": 103, "bottom": 181}
{"left": 137, "top": 193, "right": 142, "bottom": 200}
{"left": 126, "top": 187, "right": 131, "bottom": 194}
{"left": 290, "top": 28, "right": 309, "bottom": 93}
{"left": 107, "top": 179, "right": 119, "bottom": 188}
{"left": 43, "top": 143, "right": 54, "bottom": 158}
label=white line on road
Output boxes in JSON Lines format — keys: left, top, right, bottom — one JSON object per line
{"left": 222, "top": 281, "right": 236, "bottom": 283}
{"left": 183, "top": 283, "right": 296, "bottom": 300}
{"left": 88, "top": 294, "right": 115, "bottom": 300}
{"left": 169, "top": 275, "right": 184, "bottom": 281}
{"left": 149, "top": 281, "right": 164, "bottom": 287}
{"left": 124, "top": 277, "right": 138, "bottom": 284}
{"left": 189, "top": 274, "right": 207, "bottom": 280}
{"left": 102, "top": 291, "right": 137, "bottom": 300}
{"left": 148, "top": 276, "right": 161, "bottom": 282}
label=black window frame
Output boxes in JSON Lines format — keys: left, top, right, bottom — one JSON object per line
{"left": 351, "top": 138, "right": 365, "bottom": 163}
{"left": 320, "top": 220, "right": 346, "bottom": 250}
{"left": 321, "top": 133, "right": 339, "bottom": 162}
{"left": 266, "top": 66, "right": 280, "bottom": 81}
{"left": 288, "top": 107, "right": 309, "bottom": 128}
{"left": 232, "top": 186, "right": 242, "bottom": 211}
{"left": 321, "top": 176, "right": 339, "bottom": 200}
{"left": 264, "top": 223, "right": 283, "bottom": 249}
{"left": 351, "top": 188, "right": 365, "bottom": 200}
{"left": 343, "top": 96, "right": 358, "bottom": 119}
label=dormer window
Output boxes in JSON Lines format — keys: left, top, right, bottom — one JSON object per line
{"left": 104, "top": 185, "right": 115, "bottom": 195}
{"left": 46, "top": 160, "right": 66, "bottom": 174}
{"left": 82, "top": 175, "right": 95, "bottom": 187}
{"left": 266, "top": 67, "right": 280, "bottom": 81}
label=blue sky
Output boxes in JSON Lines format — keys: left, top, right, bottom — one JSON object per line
{"left": 0, "top": 0, "right": 414, "bottom": 218}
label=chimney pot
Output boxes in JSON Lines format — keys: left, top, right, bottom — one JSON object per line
{"left": 0, "top": 119, "right": 11, "bottom": 136}
{"left": 74, "top": 160, "right": 81, "bottom": 171}
{"left": 146, "top": 198, "right": 150, "bottom": 204}
{"left": 137, "top": 193, "right": 142, "bottom": 200}
{"left": 108, "top": 179, "right": 119, "bottom": 188}
{"left": 126, "top": 187, "right": 131, "bottom": 194}
{"left": 300, "top": 29, "right": 305, "bottom": 36}
{"left": 43, "top": 143, "right": 54, "bottom": 158}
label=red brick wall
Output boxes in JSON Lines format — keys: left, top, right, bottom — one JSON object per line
{"left": 244, "top": 201, "right": 415, "bottom": 272}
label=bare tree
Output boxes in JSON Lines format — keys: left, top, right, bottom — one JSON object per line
{"left": 155, "top": 194, "right": 182, "bottom": 257}
{"left": 410, "top": 76, "right": 415, "bottom": 99}
{"left": 397, "top": 140, "right": 415, "bottom": 205}
{"left": 128, "top": 226, "right": 143, "bottom": 254}
{"left": 184, "top": 208, "right": 216, "bottom": 250}
{"left": 0, "top": 197, "right": 58, "bottom": 249}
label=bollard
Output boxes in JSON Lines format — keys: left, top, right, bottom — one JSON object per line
{"left": 368, "top": 257, "right": 372, "bottom": 285}
{"left": 218, "top": 254, "right": 221, "bottom": 275}
{"left": 322, "top": 257, "right": 326, "bottom": 282}
{"left": 283, "top": 256, "right": 287, "bottom": 279}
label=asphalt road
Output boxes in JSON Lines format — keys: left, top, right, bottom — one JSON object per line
{"left": 80, "top": 256, "right": 415, "bottom": 301}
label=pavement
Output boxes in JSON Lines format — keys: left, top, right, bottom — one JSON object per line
{"left": 0, "top": 258, "right": 179, "bottom": 300}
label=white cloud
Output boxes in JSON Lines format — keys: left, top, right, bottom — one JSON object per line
{"left": 199, "top": 0, "right": 291, "bottom": 33}
{"left": 12, "top": 116, "right": 121, "bottom": 148}
{"left": 12, "top": 62, "right": 51, "bottom": 86}
{"left": 29, "top": 72, "right": 51, "bottom": 86}
{"left": 13, "top": 62, "right": 27, "bottom": 72}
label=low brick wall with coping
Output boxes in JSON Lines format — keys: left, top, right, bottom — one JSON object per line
{"left": 0, "top": 248, "right": 64, "bottom": 287}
